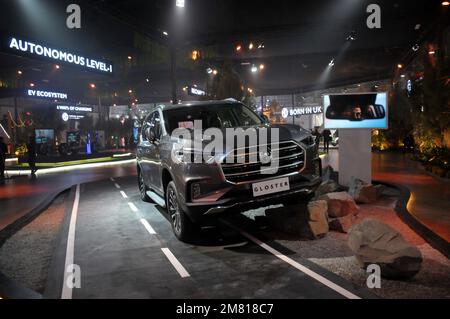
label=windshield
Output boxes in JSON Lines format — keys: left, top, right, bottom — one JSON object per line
{"left": 164, "top": 104, "right": 263, "bottom": 133}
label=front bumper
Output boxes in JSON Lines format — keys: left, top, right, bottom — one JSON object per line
{"left": 181, "top": 176, "right": 321, "bottom": 223}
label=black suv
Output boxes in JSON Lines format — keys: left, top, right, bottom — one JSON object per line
{"left": 137, "top": 100, "right": 322, "bottom": 241}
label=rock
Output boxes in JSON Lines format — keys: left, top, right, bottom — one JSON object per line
{"left": 323, "top": 166, "right": 335, "bottom": 181}
{"left": 315, "top": 180, "right": 340, "bottom": 197}
{"left": 348, "top": 177, "right": 378, "bottom": 204}
{"left": 307, "top": 201, "right": 329, "bottom": 237}
{"left": 348, "top": 219, "right": 423, "bottom": 280}
{"left": 318, "top": 192, "right": 359, "bottom": 218}
{"left": 374, "top": 184, "right": 386, "bottom": 198}
{"left": 266, "top": 202, "right": 328, "bottom": 239}
{"left": 329, "top": 214, "right": 357, "bottom": 233}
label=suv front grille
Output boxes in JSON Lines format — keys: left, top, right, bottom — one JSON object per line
{"left": 220, "top": 141, "right": 305, "bottom": 184}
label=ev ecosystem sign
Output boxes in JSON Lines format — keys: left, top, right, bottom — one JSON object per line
{"left": 7, "top": 36, "right": 113, "bottom": 74}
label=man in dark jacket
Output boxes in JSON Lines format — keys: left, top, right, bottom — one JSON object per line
{"left": 27, "top": 136, "right": 37, "bottom": 175}
{"left": 322, "top": 129, "right": 332, "bottom": 154}
{"left": 0, "top": 136, "right": 7, "bottom": 180}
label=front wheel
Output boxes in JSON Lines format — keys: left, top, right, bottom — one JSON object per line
{"left": 138, "top": 170, "right": 151, "bottom": 202}
{"left": 166, "top": 181, "right": 198, "bottom": 242}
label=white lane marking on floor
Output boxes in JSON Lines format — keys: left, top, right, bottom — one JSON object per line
{"left": 120, "top": 191, "right": 128, "bottom": 199}
{"left": 61, "top": 184, "right": 81, "bottom": 300}
{"left": 114, "top": 183, "right": 121, "bottom": 189}
{"left": 140, "top": 219, "right": 157, "bottom": 235}
{"left": 128, "top": 202, "right": 139, "bottom": 212}
{"left": 222, "top": 221, "right": 361, "bottom": 300}
{"left": 161, "top": 248, "right": 190, "bottom": 278}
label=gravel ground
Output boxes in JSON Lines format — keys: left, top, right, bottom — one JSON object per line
{"left": 0, "top": 192, "right": 67, "bottom": 293}
{"left": 243, "top": 188, "right": 450, "bottom": 299}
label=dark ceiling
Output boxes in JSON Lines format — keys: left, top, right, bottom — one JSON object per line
{"left": 0, "top": 0, "right": 447, "bottom": 104}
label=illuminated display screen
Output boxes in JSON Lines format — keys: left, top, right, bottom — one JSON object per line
{"left": 323, "top": 93, "right": 388, "bottom": 129}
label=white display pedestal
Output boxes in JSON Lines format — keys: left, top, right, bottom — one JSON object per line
{"left": 338, "top": 129, "right": 372, "bottom": 187}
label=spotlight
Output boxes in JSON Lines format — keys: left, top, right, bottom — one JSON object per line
{"left": 329, "top": 59, "right": 335, "bottom": 67}
{"left": 412, "top": 44, "right": 420, "bottom": 52}
{"left": 213, "top": 69, "right": 218, "bottom": 75}
{"left": 258, "top": 43, "right": 265, "bottom": 49}
{"left": 346, "top": 31, "right": 357, "bottom": 42}
{"left": 176, "top": 0, "right": 185, "bottom": 8}
{"left": 55, "top": 65, "right": 60, "bottom": 70}
{"left": 127, "top": 56, "right": 132, "bottom": 61}
{"left": 397, "top": 64, "right": 403, "bottom": 69}
{"left": 442, "top": 1, "right": 450, "bottom": 6}
{"left": 428, "top": 50, "right": 436, "bottom": 55}
{"left": 163, "top": 31, "right": 169, "bottom": 36}
{"left": 129, "top": 89, "right": 133, "bottom": 94}
{"left": 206, "top": 68, "right": 213, "bottom": 74}
{"left": 89, "top": 83, "right": 96, "bottom": 89}
{"left": 251, "top": 65, "right": 258, "bottom": 73}
{"left": 29, "top": 83, "right": 35, "bottom": 87}
{"left": 259, "top": 64, "right": 265, "bottom": 70}
{"left": 17, "top": 70, "right": 22, "bottom": 75}
{"left": 249, "top": 42, "right": 254, "bottom": 50}
{"left": 236, "top": 45, "right": 242, "bottom": 52}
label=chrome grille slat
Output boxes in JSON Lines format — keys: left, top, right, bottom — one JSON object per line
{"left": 223, "top": 161, "right": 305, "bottom": 178}
{"left": 220, "top": 141, "right": 306, "bottom": 184}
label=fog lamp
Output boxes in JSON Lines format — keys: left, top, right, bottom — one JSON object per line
{"left": 191, "top": 183, "right": 202, "bottom": 200}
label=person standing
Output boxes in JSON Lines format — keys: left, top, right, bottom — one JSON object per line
{"left": 27, "top": 136, "right": 37, "bottom": 176}
{"left": 322, "top": 129, "right": 332, "bottom": 154}
{"left": 0, "top": 136, "right": 7, "bottom": 180}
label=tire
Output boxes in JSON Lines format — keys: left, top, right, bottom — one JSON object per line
{"left": 138, "top": 169, "right": 151, "bottom": 202}
{"left": 166, "top": 181, "right": 198, "bottom": 242}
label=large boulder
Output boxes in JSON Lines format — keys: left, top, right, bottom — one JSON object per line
{"left": 348, "top": 219, "right": 423, "bottom": 280}
{"left": 266, "top": 202, "right": 329, "bottom": 239}
{"left": 315, "top": 180, "right": 340, "bottom": 197}
{"left": 329, "top": 214, "right": 357, "bottom": 233}
{"left": 348, "top": 177, "right": 378, "bottom": 204}
{"left": 318, "top": 192, "right": 359, "bottom": 218}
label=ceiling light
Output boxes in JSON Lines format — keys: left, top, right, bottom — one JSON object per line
{"left": 259, "top": 64, "right": 265, "bottom": 70}
{"left": 129, "top": 89, "right": 133, "bottom": 94}
{"left": 428, "top": 50, "right": 436, "bottom": 55}
{"left": 442, "top": 1, "right": 450, "bottom": 6}
{"left": 249, "top": 42, "right": 254, "bottom": 50}
{"left": 213, "top": 69, "right": 218, "bottom": 75}
{"left": 163, "top": 31, "right": 169, "bottom": 36}
{"left": 412, "top": 44, "right": 420, "bottom": 52}
{"left": 30, "top": 83, "right": 35, "bottom": 87}
{"left": 329, "top": 59, "right": 335, "bottom": 67}
{"left": 17, "top": 70, "right": 22, "bottom": 75}
{"left": 89, "top": 83, "right": 96, "bottom": 89}
{"left": 206, "top": 68, "right": 213, "bottom": 74}
{"left": 55, "top": 65, "right": 60, "bottom": 70}
{"left": 236, "top": 45, "right": 242, "bottom": 52}
{"left": 176, "top": 0, "right": 185, "bottom": 8}
{"left": 251, "top": 65, "right": 258, "bottom": 73}
{"left": 397, "top": 64, "right": 403, "bottom": 69}
{"left": 127, "top": 56, "right": 132, "bottom": 61}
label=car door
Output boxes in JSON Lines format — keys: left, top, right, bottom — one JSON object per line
{"left": 147, "top": 111, "right": 163, "bottom": 191}
{"left": 139, "top": 111, "right": 162, "bottom": 190}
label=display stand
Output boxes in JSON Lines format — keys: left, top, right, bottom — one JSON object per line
{"left": 338, "top": 129, "right": 372, "bottom": 187}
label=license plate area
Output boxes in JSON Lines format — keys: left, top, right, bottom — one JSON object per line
{"left": 252, "top": 177, "right": 290, "bottom": 198}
